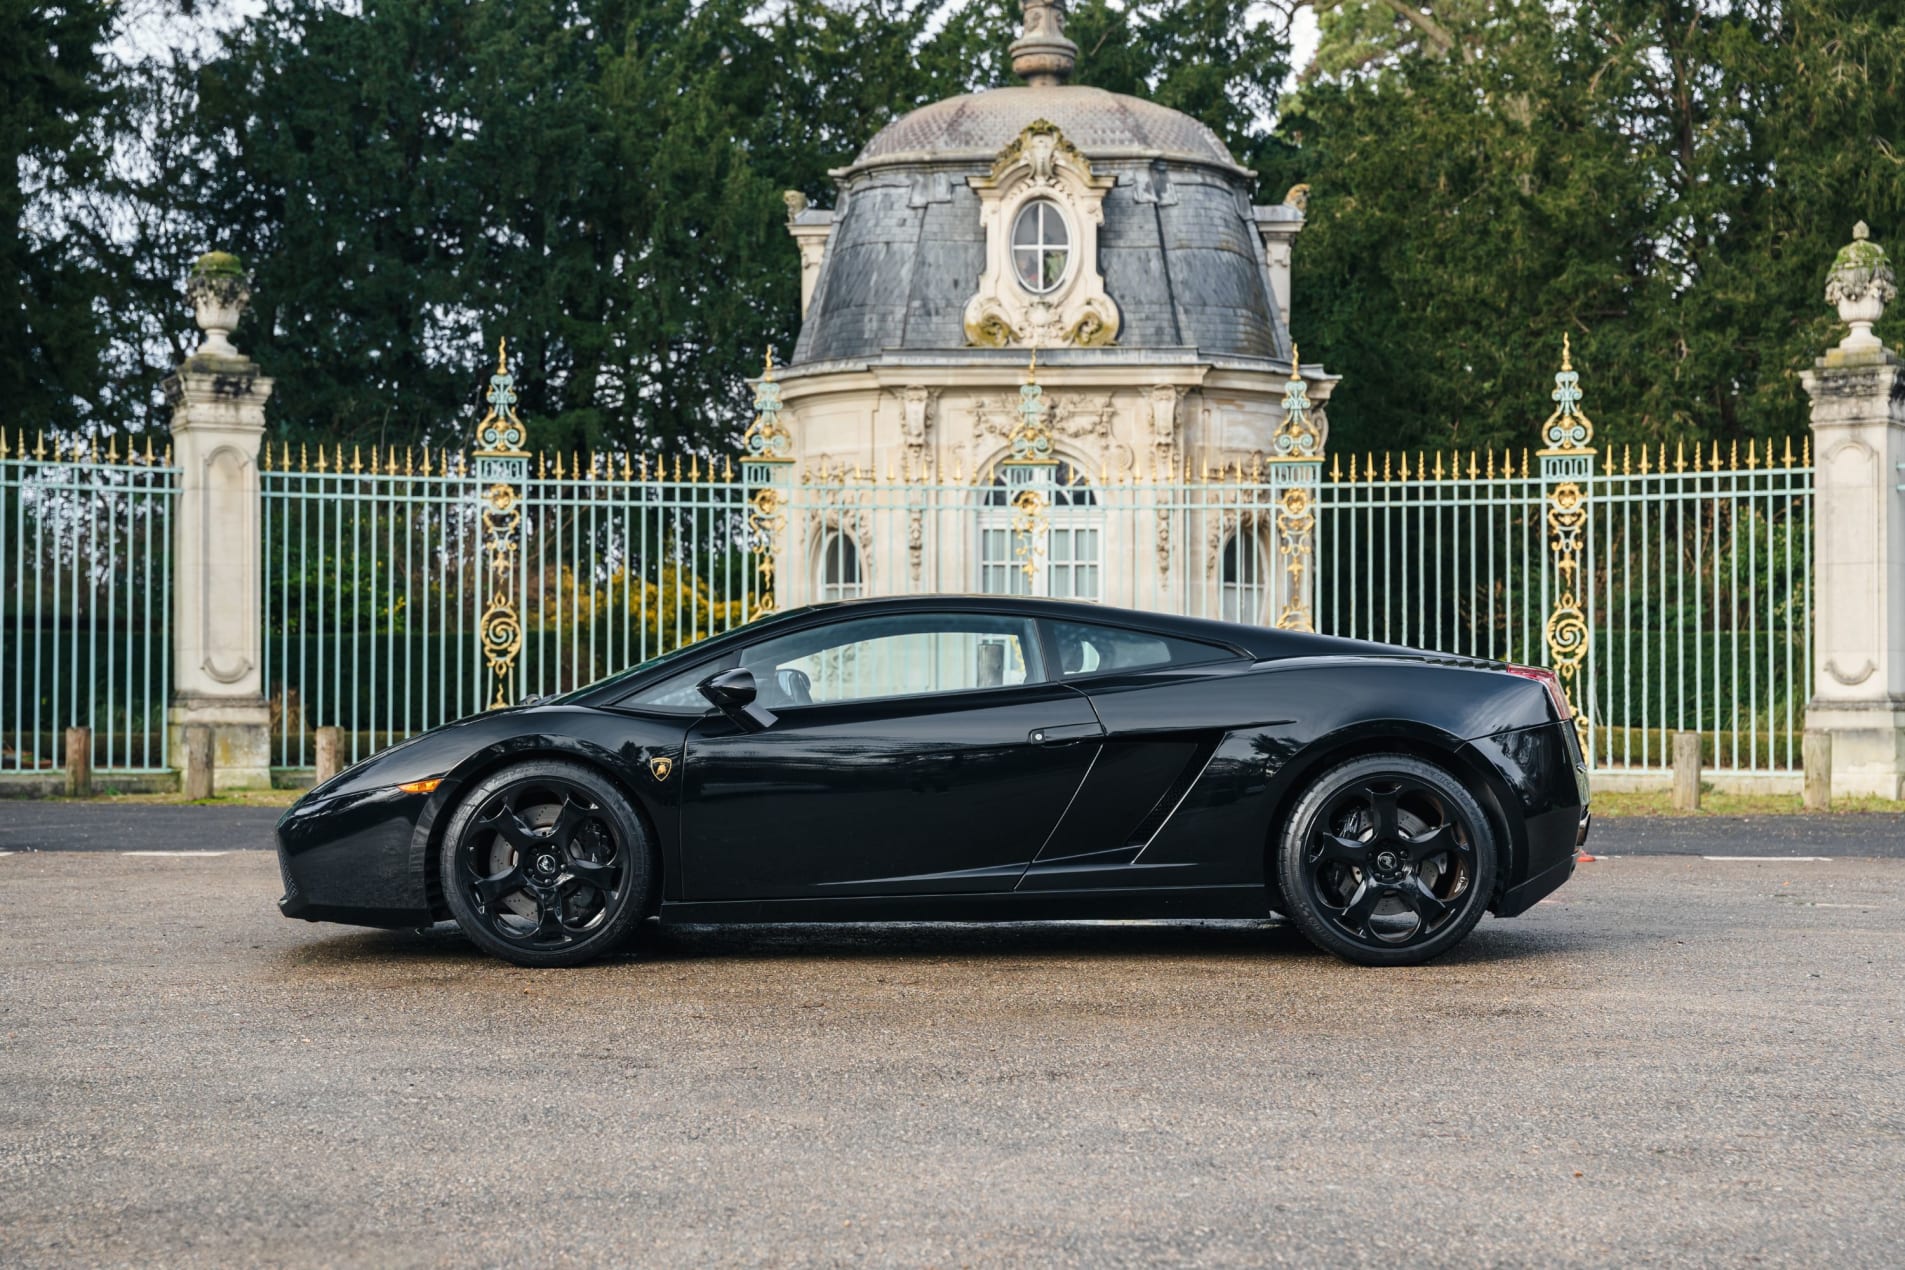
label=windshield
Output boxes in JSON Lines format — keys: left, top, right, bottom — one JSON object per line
{"left": 545, "top": 638, "right": 721, "bottom": 705}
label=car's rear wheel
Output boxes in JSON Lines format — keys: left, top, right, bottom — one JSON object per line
{"left": 439, "top": 760, "right": 654, "bottom": 968}
{"left": 1276, "top": 754, "right": 1497, "bottom": 966}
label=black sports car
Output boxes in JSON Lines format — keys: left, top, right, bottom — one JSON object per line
{"left": 277, "top": 595, "right": 1590, "bottom": 967}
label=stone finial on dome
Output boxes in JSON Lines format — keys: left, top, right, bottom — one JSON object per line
{"left": 1011, "top": 0, "right": 1077, "bottom": 87}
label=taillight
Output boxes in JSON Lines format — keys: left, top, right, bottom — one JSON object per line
{"left": 1505, "top": 663, "right": 1572, "bottom": 722}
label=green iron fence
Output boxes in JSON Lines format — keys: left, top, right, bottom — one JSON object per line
{"left": 1, "top": 434, "right": 177, "bottom": 773}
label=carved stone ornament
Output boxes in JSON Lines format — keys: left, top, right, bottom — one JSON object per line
{"left": 963, "top": 120, "right": 1120, "bottom": 350}
{"left": 185, "top": 252, "right": 253, "bottom": 359}
{"left": 1825, "top": 221, "right": 1897, "bottom": 355}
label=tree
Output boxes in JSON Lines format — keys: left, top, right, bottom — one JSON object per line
{"left": 3, "top": 0, "right": 116, "bottom": 433}
{"left": 1269, "top": 0, "right": 1905, "bottom": 454}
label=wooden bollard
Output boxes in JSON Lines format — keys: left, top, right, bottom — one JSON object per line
{"left": 64, "top": 726, "right": 93, "bottom": 798}
{"left": 1672, "top": 731, "right": 1702, "bottom": 812}
{"left": 1803, "top": 730, "right": 1832, "bottom": 812}
{"left": 182, "top": 725, "right": 215, "bottom": 800}
{"left": 314, "top": 726, "right": 343, "bottom": 785}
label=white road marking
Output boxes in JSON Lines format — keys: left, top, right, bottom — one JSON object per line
{"left": 1701, "top": 855, "right": 1830, "bottom": 862}
{"left": 121, "top": 850, "right": 237, "bottom": 857}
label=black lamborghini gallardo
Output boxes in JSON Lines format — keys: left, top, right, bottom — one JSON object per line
{"left": 277, "top": 595, "right": 1589, "bottom": 967}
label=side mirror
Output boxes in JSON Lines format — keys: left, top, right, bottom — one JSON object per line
{"left": 698, "top": 667, "right": 777, "bottom": 732}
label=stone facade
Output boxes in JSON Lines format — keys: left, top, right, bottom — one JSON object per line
{"left": 776, "top": 0, "right": 1334, "bottom": 608}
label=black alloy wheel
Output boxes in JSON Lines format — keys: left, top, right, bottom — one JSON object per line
{"left": 1276, "top": 754, "right": 1498, "bottom": 966}
{"left": 439, "top": 760, "right": 653, "bottom": 967}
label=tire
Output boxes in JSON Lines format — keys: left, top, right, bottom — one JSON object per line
{"left": 439, "top": 760, "right": 655, "bottom": 968}
{"left": 1276, "top": 754, "right": 1498, "bottom": 967}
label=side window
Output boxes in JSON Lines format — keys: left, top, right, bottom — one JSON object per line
{"left": 741, "top": 614, "right": 1045, "bottom": 706}
{"left": 619, "top": 659, "right": 725, "bottom": 712}
{"left": 1045, "top": 619, "right": 1235, "bottom": 678}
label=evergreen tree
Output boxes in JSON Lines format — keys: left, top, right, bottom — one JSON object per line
{"left": 4, "top": 0, "right": 116, "bottom": 432}
{"left": 1273, "top": 0, "right": 1905, "bottom": 452}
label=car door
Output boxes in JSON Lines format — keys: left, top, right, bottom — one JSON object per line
{"left": 679, "top": 611, "right": 1103, "bottom": 900}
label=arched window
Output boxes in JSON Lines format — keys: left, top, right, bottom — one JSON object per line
{"left": 980, "top": 462, "right": 1100, "bottom": 600}
{"left": 1011, "top": 200, "right": 1071, "bottom": 294}
{"left": 817, "top": 533, "right": 862, "bottom": 601}
{"left": 1221, "top": 531, "right": 1268, "bottom": 624}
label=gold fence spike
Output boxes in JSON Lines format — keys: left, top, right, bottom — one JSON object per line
{"left": 1384, "top": 452, "right": 1393, "bottom": 482}
{"left": 0, "top": 428, "right": 9, "bottom": 459}
{"left": 1399, "top": 452, "right": 1410, "bottom": 482}
{"left": 350, "top": 444, "right": 361, "bottom": 474}
{"left": 315, "top": 446, "right": 328, "bottom": 473}
{"left": 1730, "top": 439, "right": 1739, "bottom": 470}
{"left": 34, "top": 430, "right": 46, "bottom": 460}
{"left": 636, "top": 455, "right": 647, "bottom": 482}
{"left": 1783, "top": 436, "right": 1794, "bottom": 467}
{"left": 1745, "top": 438, "right": 1758, "bottom": 469}
{"left": 672, "top": 455, "right": 682, "bottom": 482}
{"left": 1708, "top": 439, "right": 1719, "bottom": 471}
{"left": 723, "top": 455, "right": 733, "bottom": 482}
{"left": 574, "top": 450, "right": 583, "bottom": 480}
{"left": 1803, "top": 434, "right": 1812, "bottom": 466}
{"left": 88, "top": 436, "right": 98, "bottom": 463}
{"left": 955, "top": 458, "right": 966, "bottom": 483}
{"left": 1434, "top": 452, "right": 1445, "bottom": 480}
{"left": 688, "top": 454, "right": 699, "bottom": 482}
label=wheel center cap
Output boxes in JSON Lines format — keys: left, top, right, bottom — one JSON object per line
{"left": 1376, "top": 850, "right": 1401, "bottom": 874}
{"left": 535, "top": 853, "right": 560, "bottom": 877}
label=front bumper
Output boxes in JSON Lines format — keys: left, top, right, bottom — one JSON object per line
{"left": 276, "top": 785, "right": 435, "bottom": 928}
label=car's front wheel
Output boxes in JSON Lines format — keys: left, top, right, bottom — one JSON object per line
{"left": 1276, "top": 754, "right": 1498, "bottom": 966}
{"left": 439, "top": 760, "right": 654, "bottom": 967}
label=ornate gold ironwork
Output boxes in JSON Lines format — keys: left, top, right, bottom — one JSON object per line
{"left": 1544, "top": 480, "right": 1590, "bottom": 739}
{"left": 1272, "top": 343, "right": 1321, "bottom": 458}
{"left": 1270, "top": 340, "right": 1324, "bottom": 631}
{"left": 472, "top": 337, "right": 528, "bottom": 708}
{"left": 747, "top": 485, "right": 787, "bottom": 614}
{"left": 742, "top": 347, "right": 793, "bottom": 462}
{"left": 1538, "top": 337, "right": 1594, "bottom": 743}
{"left": 1274, "top": 484, "right": 1317, "bottom": 631}
{"left": 1008, "top": 348, "right": 1055, "bottom": 462}
{"left": 479, "top": 480, "right": 524, "bottom": 709}
{"left": 1010, "top": 486, "right": 1049, "bottom": 582}
{"left": 1539, "top": 334, "right": 1594, "bottom": 454}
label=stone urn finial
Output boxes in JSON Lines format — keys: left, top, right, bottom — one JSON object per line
{"left": 186, "top": 250, "right": 253, "bottom": 359}
{"left": 1011, "top": 0, "right": 1077, "bottom": 87}
{"left": 1824, "top": 221, "right": 1896, "bottom": 356}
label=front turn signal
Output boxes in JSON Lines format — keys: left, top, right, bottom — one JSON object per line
{"left": 397, "top": 777, "right": 444, "bottom": 795}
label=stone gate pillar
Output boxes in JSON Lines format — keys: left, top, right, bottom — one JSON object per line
{"left": 165, "top": 253, "right": 274, "bottom": 789}
{"left": 1802, "top": 223, "right": 1905, "bottom": 799}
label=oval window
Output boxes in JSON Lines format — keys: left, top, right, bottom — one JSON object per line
{"left": 1011, "top": 200, "right": 1071, "bottom": 294}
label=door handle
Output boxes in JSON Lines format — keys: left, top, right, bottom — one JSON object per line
{"left": 1029, "top": 722, "right": 1105, "bottom": 746}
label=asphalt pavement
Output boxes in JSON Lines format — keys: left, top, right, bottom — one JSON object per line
{"left": 1, "top": 830, "right": 1903, "bottom": 1264}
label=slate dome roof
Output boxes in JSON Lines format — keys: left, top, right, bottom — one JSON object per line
{"left": 854, "top": 86, "right": 1242, "bottom": 173}
{"left": 787, "top": 2, "right": 1291, "bottom": 368}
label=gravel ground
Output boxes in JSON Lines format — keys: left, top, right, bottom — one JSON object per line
{"left": 0, "top": 849, "right": 1901, "bottom": 1267}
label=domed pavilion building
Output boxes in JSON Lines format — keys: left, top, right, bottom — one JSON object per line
{"left": 765, "top": 0, "right": 1332, "bottom": 621}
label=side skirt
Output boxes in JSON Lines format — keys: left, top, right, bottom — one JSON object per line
{"left": 660, "top": 884, "right": 1268, "bottom": 926}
